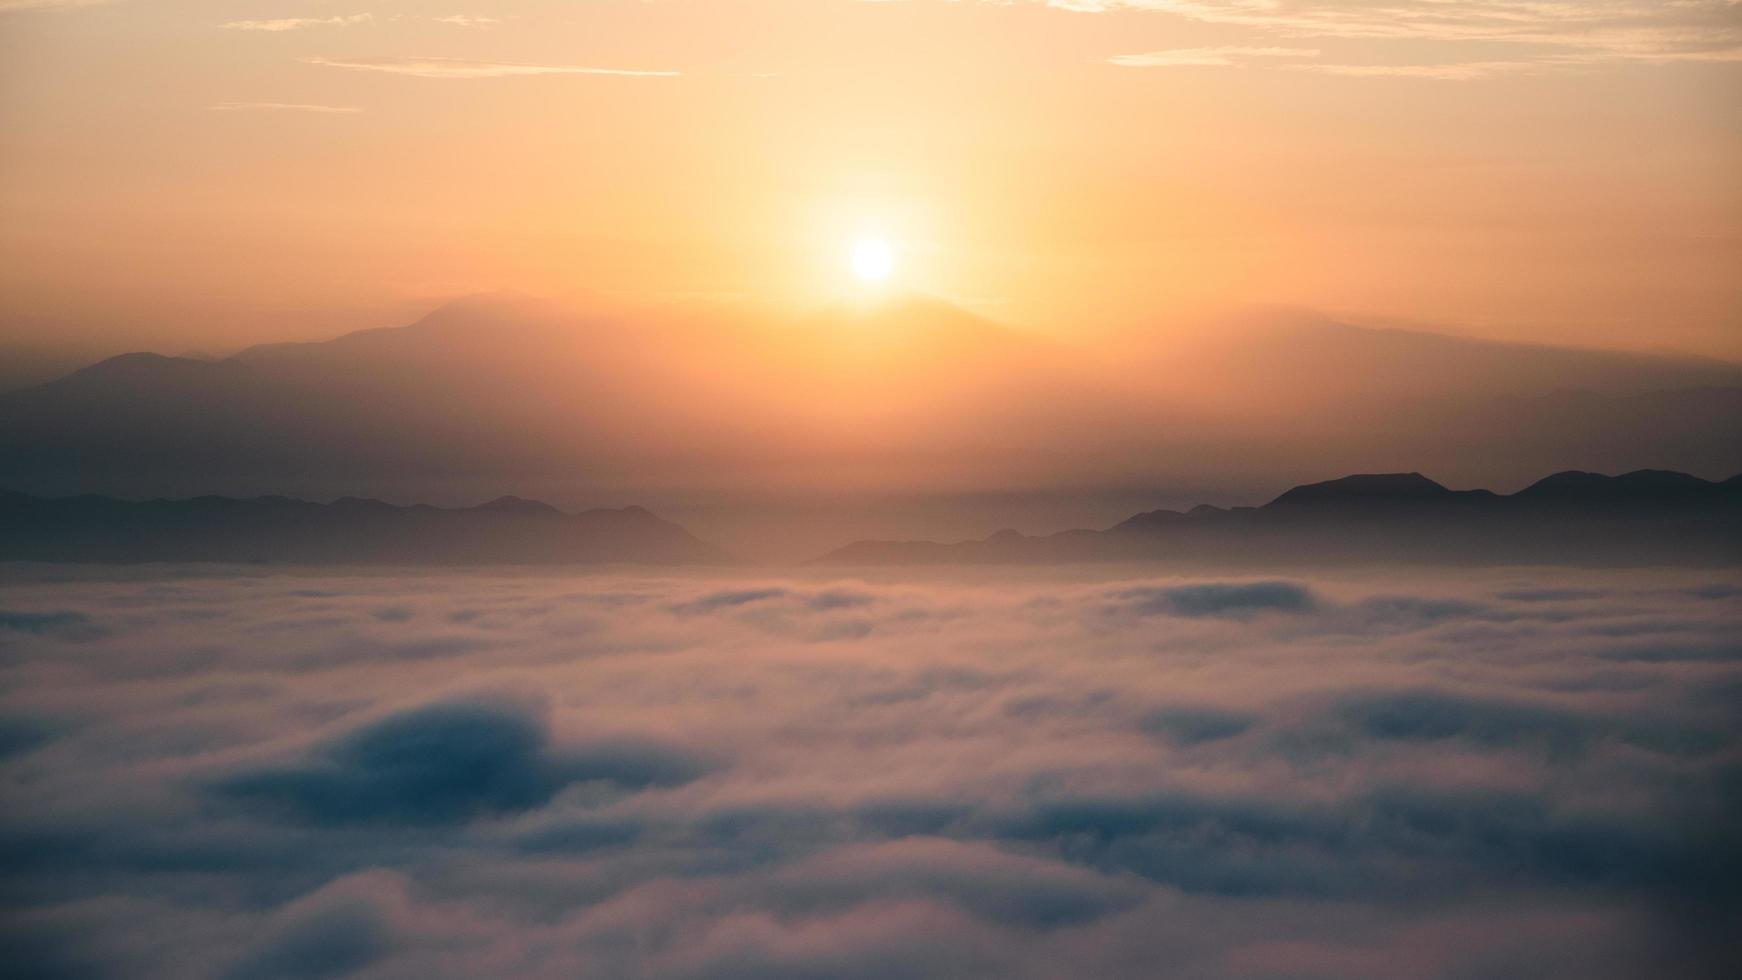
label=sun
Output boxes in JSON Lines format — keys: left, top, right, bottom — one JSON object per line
{"left": 850, "top": 237, "right": 895, "bottom": 283}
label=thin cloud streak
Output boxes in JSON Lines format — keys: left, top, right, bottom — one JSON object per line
{"left": 1288, "top": 61, "right": 1549, "bottom": 81}
{"left": 223, "top": 15, "right": 372, "bottom": 32}
{"left": 303, "top": 55, "right": 680, "bottom": 79}
{"left": 434, "top": 14, "right": 500, "bottom": 28}
{"left": 1109, "top": 46, "right": 1319, "bottom": 68}
{"left": 1051, "top": 0, "right": 1742, "bottom": 72}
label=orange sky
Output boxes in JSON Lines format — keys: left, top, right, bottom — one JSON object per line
{"left": 2, "top": 0, "right": 1740, "bottom": 359}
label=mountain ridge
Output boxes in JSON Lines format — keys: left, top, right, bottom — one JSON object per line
{"left": 817, "top": 470, "right": 1742, "bottom": 567}
{"left": 3, "top": 296, "right": 1739, "bottom": 536}
{"left": 0, "top": 490, "right": 729, "bottom": 565}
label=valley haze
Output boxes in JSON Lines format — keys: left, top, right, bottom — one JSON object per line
{"left": 2, "top": 295, "right": 1738, "bottom": 559}
{"left": 4, "top": 468, "right": 1738, "bottom": 568}
{"left": 2, "top": 563, "right": 1738, "bottom": 978}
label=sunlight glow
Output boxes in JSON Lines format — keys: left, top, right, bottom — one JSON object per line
{"left": 850, "top": 238, "right": 895, "bottom": 283}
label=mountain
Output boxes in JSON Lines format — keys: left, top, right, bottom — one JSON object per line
{"left": 0, "top": 339, "right": 113, "bottom": 393}
{"left": 1109, "top": 308, "right": 1742, "bottom": 488}
{"left": 1512, "top": 468, "right": 1721, "bottom": 503}
{"left": 1131, "top": 308, "right": 1742, "bottom": 407}
{"left": 0, "top": 491, "right": 729, "bottom": 565}
{"left": 815, "top": 470, "right": 1742, "bottom": 567}
{"left": 0, "top": 296, "right": 1737, "bottom": 527}
{"left": 0, "top": 293, "right": 1113, "bottom": 503}
{"left": 1266, "top": 472, "right": 1495, "bottom": 508}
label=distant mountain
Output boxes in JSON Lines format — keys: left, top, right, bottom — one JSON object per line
{"left": 0, "top": 340, "right": 112, "bottom": 393}
{"left": 1131, "top": 308, "right": 1742, "bottom": 406}
{"left": 0, "top": 293, "right": 1110, "bottom": 502}
{"left": 1266, "top": 472, "right": 1496, "bottom": 508}
{"left": 0, "top": 295, "right": 1738, "bottom": 515}
{"left": 815, "top": 470, "right": 1742, "bottom": 566}
{"left": 0, "top": 491, "right": 729, "bottom": 565}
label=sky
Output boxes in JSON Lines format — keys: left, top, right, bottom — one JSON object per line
{"left": 2, "top": 563, "right": 1738, "bottom": 978}
{"left": 3, "top": 0, "right": 1740, "bottom": 361}
{"left": 3, "top": 12, "right": 1740, "bottom": 972}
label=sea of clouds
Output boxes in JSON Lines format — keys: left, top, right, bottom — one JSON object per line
{"left": 2, "top": 564, "right": 1738, "bottom": 979}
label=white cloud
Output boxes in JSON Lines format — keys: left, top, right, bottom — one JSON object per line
{"left": 1288, "top": 61, "right": 1549, "bottom": 81}
{"left": 223, "top": 14, "right": 373, "bottom": 32}
{"left": 1109, "top": 45, "right": 1319, "bottom": 68}
{"left": 434, "top": 14, "right": 500, "bottom": 28}
{"left": 1, "top": 565, "right": 1736, "bottom": 977}
{"left": 1052, "top": 0, "right": 1742, "bottom": 75}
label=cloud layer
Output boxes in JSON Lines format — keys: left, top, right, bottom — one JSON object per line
{"left": 1069, "top": 0, "right": 1742, "bottom": 59}
{"left": 1, "top": 564, "right": 1738, "bottom": 978}
{"left": 223, "top": 15, "right": 373, "bottom": 32}
{"left": 1085, "top": 0, "right": 1742, "bottom": 78}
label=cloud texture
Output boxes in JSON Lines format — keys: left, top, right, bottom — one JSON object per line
{"left": 1085, "top": 0, "right": 1742, "bottom": 78}
{"left": 1, "top": 564, "right": 1738, "bottom": 978}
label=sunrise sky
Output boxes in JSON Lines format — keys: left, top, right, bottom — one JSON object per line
{"left": 5, "top": 11, "right": 1742, "bottom": 976}
{"left": 3, "top": 0, "right": 1740, "bottom": 362}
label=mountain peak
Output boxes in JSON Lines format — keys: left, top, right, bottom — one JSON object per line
{"left": 1518, "top": 469, "right": 1715, "bottom": 501}
{"left": 0, "top": 491, "right": 726, "bottom": 565}
{"left": 1111, "top": 509, "right": 1188, "bottom": 533}
{"left": 811, "top": 466, "right": 1740, "bottom": 566}
{"left": 331, "top": 496, "right": 393, "bottom": 511}
{"left": 475, "top": 495, "right": 561, "bottom": 516}
{"left": 1615, "top": 469, "right": 1712, "bottom": 490}
{"left": 1269, "top": 472, "right": 1452, "bottom": 507}
{"left": 52, "top": 351, "right": 237, "bottom": 386}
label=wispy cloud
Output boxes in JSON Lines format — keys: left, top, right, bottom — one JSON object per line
{"left": 1054, "top": 0, "right": 1742, "bottom": 75}
{"left": 303, "top": 55, "right": 679, "bottom": 79}
{"left": 1289, "top": 61, "right": 1549, "bottom": 82}
{"left": 224, "top": 14, "right": 373, "bottom": 32}
{"left": 209, "top": 101, "right": 363, "bottom": 114}
{"left": 434, "top": 14, "right": 499, "bottom": 28}
{"left": 1109, "top": 46, "right": 1319, "bottom": 68}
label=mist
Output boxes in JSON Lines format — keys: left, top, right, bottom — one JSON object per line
{"left": 3, "top": 296, "right": 1737, "bottom": 559}
{"left": 3, "top": 564, "right": 1737, "bottom": 978}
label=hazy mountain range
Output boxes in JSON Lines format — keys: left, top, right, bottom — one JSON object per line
{"left": 818, "top": 470, "right": 1742, "bottom": 567}
{"left": 3, "top": 470, "right": 1735, "bottom": 566}
{"left": 1, "top": 294, "right": 1737, "bottom": 556}
{"left": 0, "top": 491, "right": 725, "bottom": 565}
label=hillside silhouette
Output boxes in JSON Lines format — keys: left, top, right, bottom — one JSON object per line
{"left": 0, "top": 296, "right": 1737, "bottom": 524}
{"left": 0, "top": 491, "right": 728, "bottom": 565}
{"left": 817, "top": 470, "right": 1742, "bottom": 566}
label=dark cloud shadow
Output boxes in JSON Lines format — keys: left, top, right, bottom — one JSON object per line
{"left": 211, "top": 698, "right": 711, "bottom": 827}
{"left": 1106, "top": 581, "right": 1318, "bottom": 618}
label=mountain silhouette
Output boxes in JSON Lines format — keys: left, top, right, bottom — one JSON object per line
{"left": 0, "top": 293, "right": 1106, "bottom": 500}
{"left": 0, "top": 491, "right": 729, "bottom": 565}
{"left": 1266, "top": 472, "right": 1495, "bottom": 508}
{"left": 0, "top": 296, "right": 1737, "bottom": 514}
{"left": 1513, "top": 468, "right": 1721, "bottom": 503}
{"left": 816, "top": 470, "right": 1742, "bottom": 567}
{"left": 1132, "top": 308, "right": 1742, "bottom": 404}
